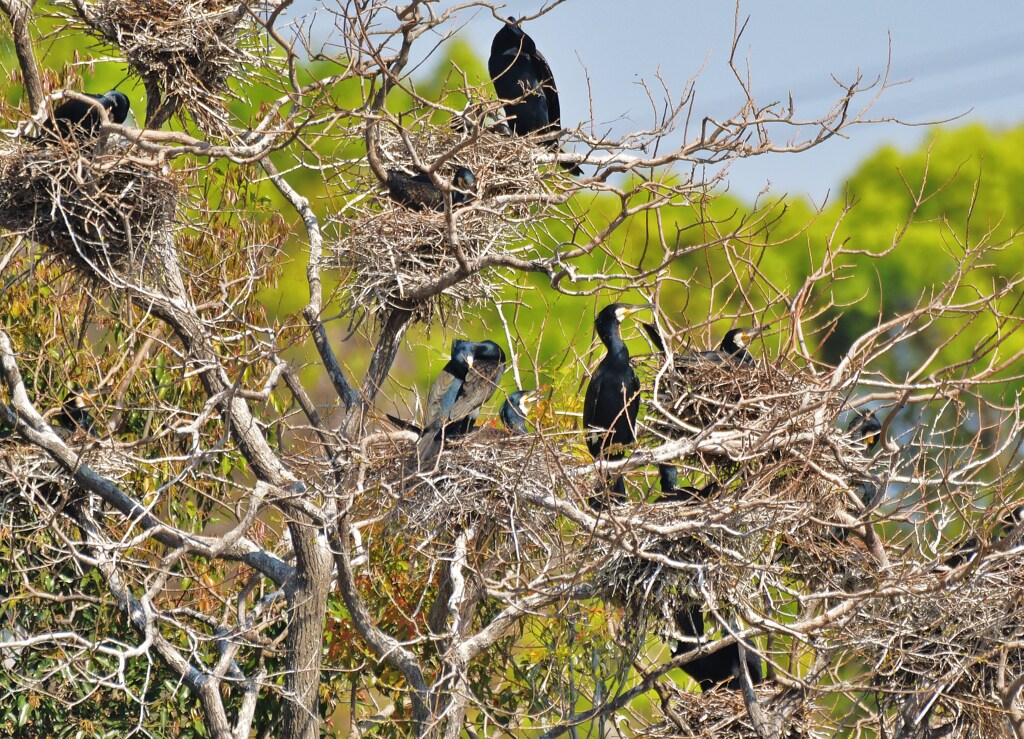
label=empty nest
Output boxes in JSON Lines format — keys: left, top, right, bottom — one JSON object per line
{"left": 638, "top": 683, "right": 811, "bottom": 738}
{"left": 69, "top": 0, "right": 260, "bottom": 131}
{"left": 334, "top": 122, "right": 554, "bottom": 323}
{"left": 0, "top": 438, "right": 131, "bottom": 509}
{"left": 0, "top": 140, "right": 179, "bottom": 274}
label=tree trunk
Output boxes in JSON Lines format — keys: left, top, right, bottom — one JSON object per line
{"left": 281, "top": 519, "right": 332, "bottom": 739}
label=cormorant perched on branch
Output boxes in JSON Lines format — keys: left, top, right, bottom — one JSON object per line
{"left": 387, "top": 167, "right": 476, "bottom": 212}
{"left": 500, "top": 389, "right": 542, "bottom": 434}
{"left": 416, "top": 340, "right": 506, "bottom": 465}
{"left": 583, "top": 303, "right": 651, "bottom": 504}
{"left": 488, "top": 17, "right": 583, "bottom": 175}
{"left": 673, "top": 603, "right": 764, "bottom": 693}
{"left": 847, "top": 409, "right": 882, "bottom": 452}
{"left": 43, "top": 90, "right": 130, "bottom": 138}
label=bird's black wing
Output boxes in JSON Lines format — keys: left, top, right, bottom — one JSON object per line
{"left": 642, "top": 322, "right": 666, "bottom": 354}
{"left": 387, "top": 170, "right": 443, "bottom": 212}
{"left": 582, "top": 366, "right": 604, "bottom": 445}
{"left": 444, "top": 358, "right": 505, "bottom": 428}
{"left": 422, "top": 363, "right": 465, "bottom": 431}
{"left": 530, "top": 46, "right": 560, "bottom": 131}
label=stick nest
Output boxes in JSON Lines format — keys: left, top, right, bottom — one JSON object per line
{"left": 853, "top": 555, "right": 1024, "bottom": 729}
{"left": 394, "top": 432, "right": 568, "bottom": 546}
{"left": 0, "top": 140, "right": 179, "bottom": 274}
{"left": 0, "top": 438, "right": 131, "bottom": 509}
{"left": 334, "top": 123, "right": 552, "bottom": 324}
{"left": 71, "top": 0, "right": 260, "bottom": 131}
{"left": 638, "top": 684, "right": 811, "bottom": 738}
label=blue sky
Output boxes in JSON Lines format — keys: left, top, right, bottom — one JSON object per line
{"left": 294, "top": 1, "right": 1024, "bottom": 201}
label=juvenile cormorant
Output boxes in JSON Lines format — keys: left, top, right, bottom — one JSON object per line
{"left": 387, "top": 167, "right": 476, "bottom": 212}
{"left": 500, "top": 389, "right": 542, "bottom": 434}
{"left": 44, "top": 91, "right": 130, "bottom": 138}
{"left": 583, "top": 303, "right": 651, "bottom": 503}
{"left": 488, "top": 18, "right": 583, "bottom": 175}
{"left": 417, "top": 340, "right": 506, "bottom": 465}
{"left": 673, "top": 603, "right": 764, "bottom": 692}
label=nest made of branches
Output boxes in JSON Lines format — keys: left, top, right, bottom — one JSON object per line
{"left": 398, "top": 432, "right": 569, "bottom": 544}
{"left": 0, "top": 140, "right": 179, "bottom": 274}
{"left": 334, "top": 123, "right": 553, "bottom": 324}
{"left": 71, "top": 0, "right": 260, "bottom": 131}
{"left": 638, "top": 683, "right": 811, "bottom": 738}
{"left": 643, "top": 355, "right": 837, "bottom": 452}
{"left": 851, "top": 556, "right": 1024, "bottom": 728}
{"left": 0, "top": 437, "right": 131, "bottom": 512}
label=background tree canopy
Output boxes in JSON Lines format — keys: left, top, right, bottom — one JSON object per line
{"left": 0, "top": 2, "right": 1023, "bottom": 738}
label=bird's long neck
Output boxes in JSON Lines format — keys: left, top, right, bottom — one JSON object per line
{"left": 443, "top": 358, "right": 470, "bottom": 381}
{"left": 600, "top": 325, "right": 629, "bottom": 361}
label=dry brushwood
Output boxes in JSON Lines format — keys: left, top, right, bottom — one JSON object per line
{"left": 334, "top": 122, "right": 555, "bottom": 323}
{"left": 65, "top": 0, "right": 258, "bottom": 131}
{"left": 0, "top": 140, "right": 178, "bottom": 275}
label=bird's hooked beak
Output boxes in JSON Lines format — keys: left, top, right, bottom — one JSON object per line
{"left": 737, "top": 326, "right": 762, "bottom": 347}
{"left": 615, "top": 304, "right": 654, "bottom": 323}
{"left": 520, "top": 389, "right": 543, "bottom": 410}
{"left": 73, "top": 387, "right": 104, "bottom": 407}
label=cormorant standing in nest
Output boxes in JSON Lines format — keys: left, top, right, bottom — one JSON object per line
{"left": 416, "top": 340, "right": 506, "bottom": 466}
{"left": 488, "top": 17, "right": 583, "bottom": 175}
{"left": 43, "top": 91, "right": 130, "bottom": 139}
{"left": 658, "top": 465, "right": 718, "bottom": 502}
{"left": 642, "top": 323, "right": 762, "bottom": 366}
{"left": 52, "top": 387, "right": 99, "bottom": 440}
{"left": 500, "top": 389, "right": 542, "bottom": 434}
{"left": 583, "top": 303, "right": 651, "bottom": 505}
{"left": 847, "top": 409, "right": 882, "bottom": 452}
{"left": 387, "top": 167, "right": 476, "bottom": 212}
{"left": 673, "top": 603, "right": 764, "bottom": 693}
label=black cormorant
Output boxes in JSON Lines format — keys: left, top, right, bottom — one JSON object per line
{"left": 417, "top": 339, "right": 506, "bottom": 465}
{"left": 387, "top": 167, "right": 476, "bottom": 212}
{"left": 583, "top": 303, "right": 651, "bottom": 503}
{"left": 673, "top": 603, "right": 764, "bottom": 692}
{"left": 659, "top": 465, "right": 718, "bottom": 502}
{"left": 52, "top": 387, "right": 99, "bottom": 440}
{"left": 488, "top": 18, "right": 583, "bottom": 175}
{"left": 44, "top": 91, "right": 130, "bottom": 138}
{"left": 847, "top": 409, "right": 882, "bottom": 452}
{"left": 500, "top": 389, "right": 541, "bottom": 434}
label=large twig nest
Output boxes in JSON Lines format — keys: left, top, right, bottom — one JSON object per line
{"left": 393, "top": 432, "right": 569, "bottom": 547}
{"left": 854, "top": 558, "right": 1024, "bottom": 731}
{"left": 0, "top": 438, "right": 132, "bottom": 509}
{"left": 67, "top": 0, "right": 259, "bottom": 131}
{"left": 0, "top": 141, "right": 179, "bottom": 274}
{"left": 334, "top": 122, "right": 554, "bottom": 324}
{"left": 638, "top": 683, "right": 811, "bottom": 738}
{"left": 643, "top": 356, "right": 838, "bottom": 453}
